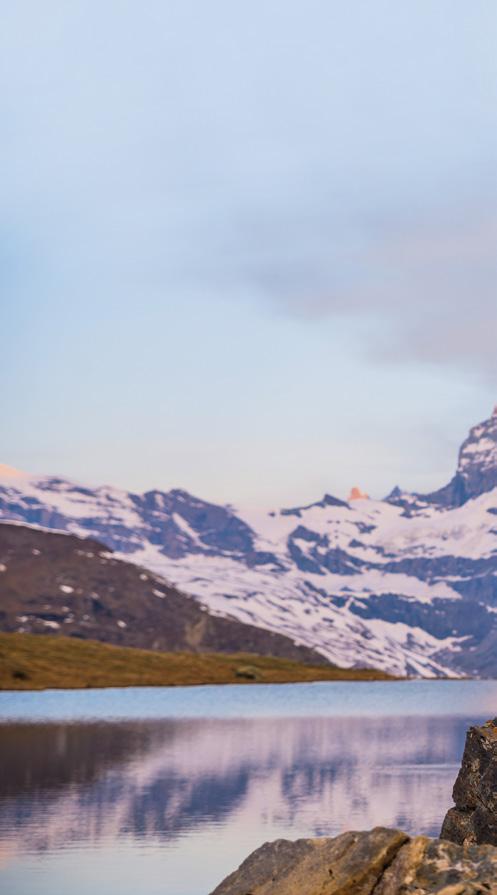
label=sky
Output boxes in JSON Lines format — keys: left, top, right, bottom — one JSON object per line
{"left": 1, "top": 1, "right": 497, "bottom": 506}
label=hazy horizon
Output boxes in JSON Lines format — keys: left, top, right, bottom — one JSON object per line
{"left": 2, "top": 2, "right": 496, "bottom": 505}
{"left": 1, "top": 403, "right": 496, "bottom": 510}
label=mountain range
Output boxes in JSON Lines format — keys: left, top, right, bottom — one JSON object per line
{"left": 1, "top": 406, "right": 497, "bottom": 677}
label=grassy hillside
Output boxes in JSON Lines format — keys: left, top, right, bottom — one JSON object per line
{"left": 0, "top": 632, "right": 395, "bottom": 690}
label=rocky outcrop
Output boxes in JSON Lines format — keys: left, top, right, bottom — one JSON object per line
{"left": 210, "top": 826, "right": 497, "bottom": 894}
{"left": 348, "top": 486, "right": 369, "bottom": 501}
{"left": 420, "top": 406, "right": 497, "bottom": 509}
{"left": 441, "top": 718, "right": 497, "bottom": 846}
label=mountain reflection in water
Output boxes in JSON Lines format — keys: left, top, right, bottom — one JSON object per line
{"left": 0, "top": 713, "right": 476, "bottom": 894}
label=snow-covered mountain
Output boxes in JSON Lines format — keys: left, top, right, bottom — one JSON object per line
{"left": 1, "top": 408, "right": 497, "bottom": 678}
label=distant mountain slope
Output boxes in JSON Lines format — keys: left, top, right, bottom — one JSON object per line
{"left": 0, "top": 523, "right": 329, "bottom": 665}
{"left": 1, "top": 407, "right": 497, "bottom": 677}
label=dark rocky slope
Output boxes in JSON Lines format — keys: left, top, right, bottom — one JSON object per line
{"left": 210, "top": 826, "right": 497, "bottom": 894}
{"left": 0, "top": 522, "right": 328, "bottom": 665}
{"left": 441, "top": 717, "right": 497, "bottom": 846}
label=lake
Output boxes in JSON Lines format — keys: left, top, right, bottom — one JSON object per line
{"left": 1, "top": 680, "right": 497, "bottom": 895}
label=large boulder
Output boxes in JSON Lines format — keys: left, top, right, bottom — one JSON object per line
{"left": 210, "top": 826, "right": 497, "bottom": 894}
{"left": 441, "top": 717, "right": 497, "bottom": 846}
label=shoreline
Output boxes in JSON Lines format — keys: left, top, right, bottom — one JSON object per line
{"left": 0, "top": 631, "right": 396, "bottom": 691}
{"left": 2, "top": 676, "right": 484, "bottom": 695}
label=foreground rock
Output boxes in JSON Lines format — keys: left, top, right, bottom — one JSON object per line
{"left": 210, "top": 826, "right": 497, "bottom": 894}
{"left": 441, "top": 717, "right": 497, "bottom": 846}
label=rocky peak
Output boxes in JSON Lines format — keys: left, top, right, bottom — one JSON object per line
{"left": 456, "top": 407, "right": 497, "bottom": 487}
{"left": 280, "top": 493, "right": 349, "bottom": 518}
{"left": 348, "top": 486, "right": 369, "bottom": 501}
{"left": 406, "top": 406, "right": 497, "bottom": 510}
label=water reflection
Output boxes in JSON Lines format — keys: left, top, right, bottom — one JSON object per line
{"left": 3, "top": 680, "right": 494, "bottom": 895}
{"left": 0, "top": 713, "right": 474, "bottom": 892}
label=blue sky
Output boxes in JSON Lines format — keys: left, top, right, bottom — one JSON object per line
{"left": 2, "top": 1, "right": 496, "bottom": 505}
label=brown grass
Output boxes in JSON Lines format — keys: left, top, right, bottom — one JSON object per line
{"left": 0, "top": 632, "right": 396, "bottom": 690}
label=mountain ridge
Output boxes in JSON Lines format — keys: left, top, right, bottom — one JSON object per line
{"left": 1, "top": 407, "right": 496, "bottom": 677}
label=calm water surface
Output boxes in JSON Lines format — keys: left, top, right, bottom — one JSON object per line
{"left": 1, "top": 680, "right": 497, "bottom": 895}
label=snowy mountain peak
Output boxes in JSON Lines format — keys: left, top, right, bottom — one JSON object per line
{"left": 444, "top": 406, "right": 497, "bottom": 505}
{"left": 458, "top": 409, "right": 497, "bottom": 474}
{"left": 390, "top": 406, "right": 497, "bottom": 511}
